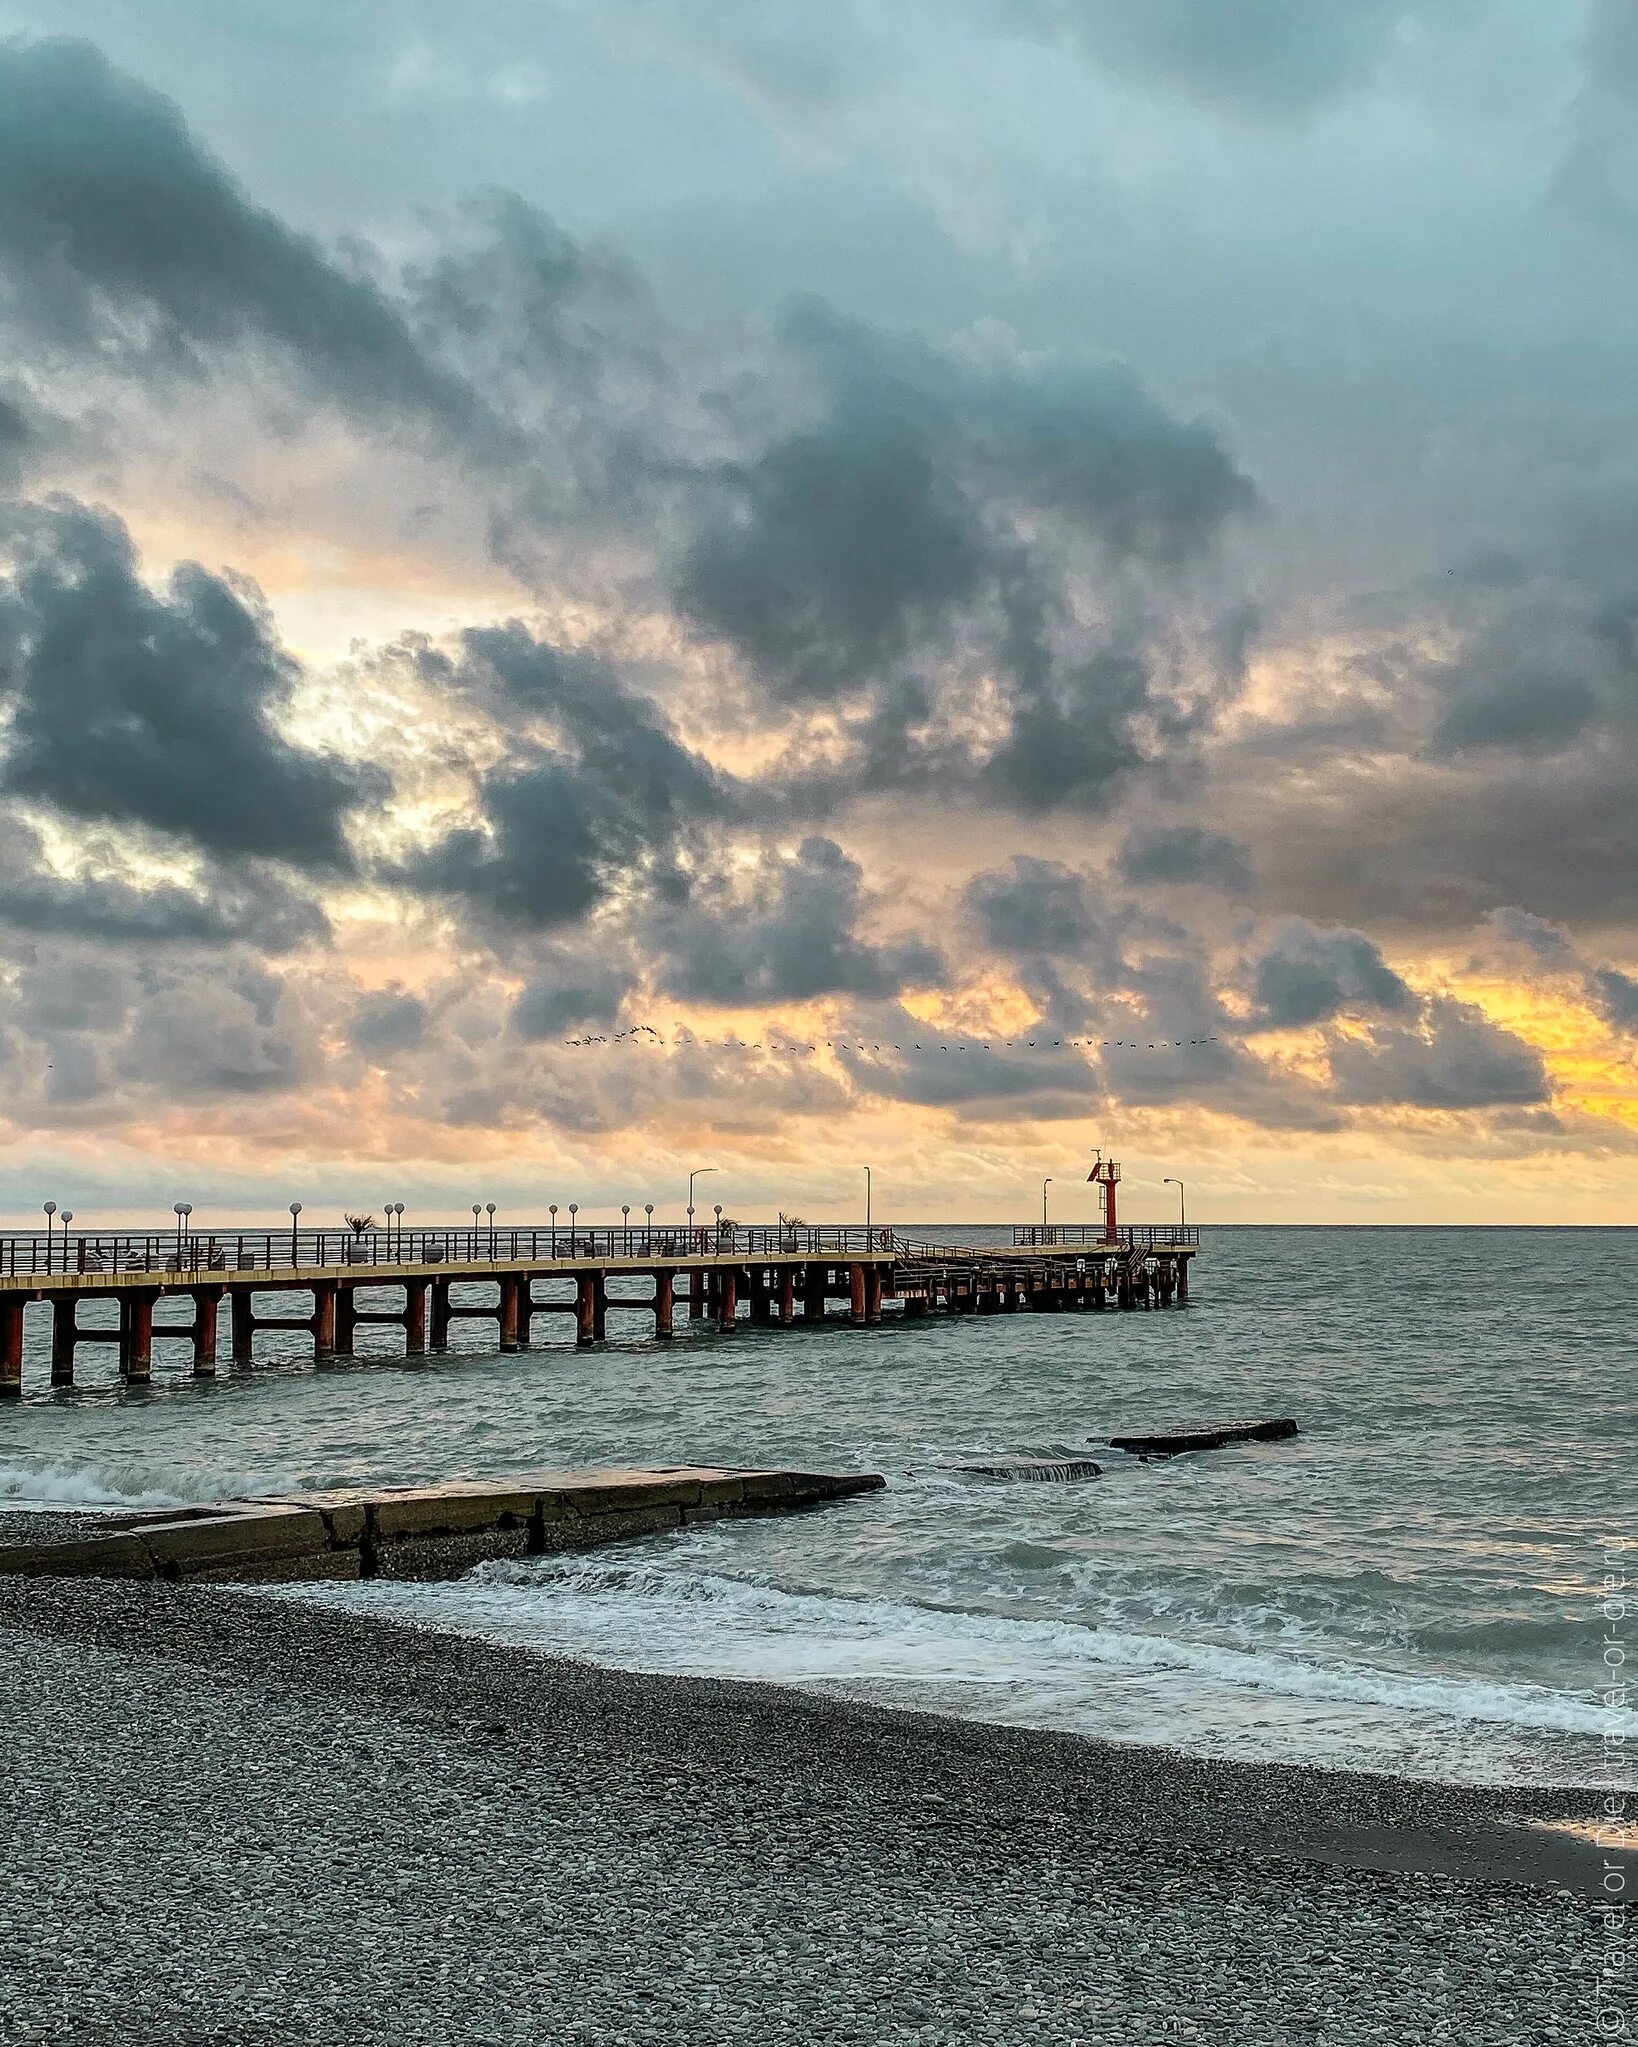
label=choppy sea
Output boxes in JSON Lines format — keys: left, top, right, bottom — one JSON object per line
{"left": 3, "top": 1226, "right": 1634, "bottom": 1788}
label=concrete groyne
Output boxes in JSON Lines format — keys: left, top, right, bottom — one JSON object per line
{"left": 0, "top": 1466, "right": 885, "bottom": 1585}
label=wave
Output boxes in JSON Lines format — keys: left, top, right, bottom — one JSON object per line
{"left": 0, "top": 1459, "right": 292, "bottom": 1511}
{"left": 301, "top": 1547, "right": 1638, "bottom": 1745}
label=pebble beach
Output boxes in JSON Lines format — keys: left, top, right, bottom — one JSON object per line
{"left": 0, "top": 1566, "right": 1616, "bottom": 2047}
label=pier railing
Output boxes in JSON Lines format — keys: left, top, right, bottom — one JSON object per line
{"left": 0, "top": 1221, "right": 903, "bottom": 1279}
{"left": 1010, "top": 1224, "right": 1200, "bottom": 1249}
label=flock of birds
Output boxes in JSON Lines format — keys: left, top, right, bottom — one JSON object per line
{"left": 560, "top": 1026, "right": 1224, "bottom": 1054}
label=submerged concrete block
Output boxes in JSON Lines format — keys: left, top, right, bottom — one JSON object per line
{"left": 1107, "top": 1418, "right": 1299, "bottom": 1456}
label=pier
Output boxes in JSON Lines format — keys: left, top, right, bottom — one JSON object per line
{"left": 0, "top": 1217, "right": 1200, "bottom": 1396}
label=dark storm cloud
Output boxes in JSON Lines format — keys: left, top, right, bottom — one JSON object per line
{"left": 1119, "top": 822, "right": 1251, "bottom": 892}
{"left": 401, "top": 624, "right": 731, "bottom": 929}
{"left": 654, "top": 836, "right": 944, "bottom": 1005}
{"left": 1426, "top": 595, "right": 1614, "bottom": 757}
{"left": 1249, "top": 919, "right": 1417, "bottom": 1030}
{"left": 0, "top": 497, "right": 382, "bottom": 866}
{"left": 675, "top": 301, "right": 1252, "bottom": 813}
{"left": 1328, "top": 997, "right": 1551, "bottom": 1110}
{"left": 1590, "top": 966, "right": 1638, "bottom": 1031}
{"left": 512, "top": 942, "right": 638, "bottom": 1039}
{"left": 996, "top": 0, "right": 1445, "bottom": 119}
{"left": 0, "top": 36, "right": 480, "bottom": 435}
{"left": 964, "top": 857, "right": 1103, "bottom": 956}
{"left": 0, "top": 824, "right": 328, "bottom": 950}
{"left": 346, "top": 988, "right": 429, "bottom": 1058}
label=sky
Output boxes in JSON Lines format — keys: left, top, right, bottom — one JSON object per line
{"left": 1, "top": 2, "right": 1637, "bottom": 1227}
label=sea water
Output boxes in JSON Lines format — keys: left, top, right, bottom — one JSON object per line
{"left": 3, "top": 1226, "right": 1634, "bottom": 1787}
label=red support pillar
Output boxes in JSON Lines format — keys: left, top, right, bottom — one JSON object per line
{"left": 232, "top": 1287, "right": 255, "bottom": 1360}
{"left": 430, "top": 1279, "right": 451, "bottom": 1350}
{"left": 192, "top": 1287, "right": 220, "bottom": 1376}
{"left": 717, "top": 1267, "right": 738, "bottom": 1333}
{"left": 51, "top": 1296, "right": 76, "bottom": 1386}
{"left": 499, "top": 1275, "right": 522, "bottom": 1353}
{"left": 313, "top": 1279, "right": 338, "bottom": 1360}
{"left": 849, "top": 1263, "right": 867, "bottom": 1327}
{"left": 0, "top": 1297, "right": 23, "bottom": 1396}
{"left": 690, "top": 1267, "right": 708, "bottom": 1320}
{"left": 126, "top": 1292, "right": 154, "bottom": 1385}
{"left": 865, "top": 1265, "right": 883, "bottom": 1326}
{"left": 404, "top": 1280, "right": 427, "bottom": 1355}
{"left": 803, "top": 1265, "right": 827, "bottom": 1322}
{"left": 576, "top": 1274, "right": 597, "bottom": 1346}
{"left": 778, "top": 1270, "right": 795, "bottom": 1327}
{"left": 654, "top": 1271, "right": 674, "bottom": 1338}
{"left": 334, "top": 1284, "right": 357, "bottom": 1358}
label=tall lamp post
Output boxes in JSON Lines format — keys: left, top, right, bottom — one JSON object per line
{"left": 1163, "top": 1177, "right": 1186, "bottom": 1232}
{"left": 42, "top": 1200, "right": 56, "bottom": 1272}
{"left": 289, "top": 1201, "right": 302, "bottom": 1267}
{"left": 60, "top": 1211, "right": 74, "bottom": 1272}
{"left": 688, "top": 1166, "right": 717, "bottom": 1242}
{"left": 1041, "top": 1176, "right": 1053, "bottom": 1234}
{"left": 864, "top": 1165, "right": 872, "bottom": 1238}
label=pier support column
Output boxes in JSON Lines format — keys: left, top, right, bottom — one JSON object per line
{"left": 592, "top": 1274, "right": 608, "bottom": 1341}
{"left": 865, "top": 1266, "right": 883, "bottom": 1326}
{"left": 689, "top": 1267, "right": 708, "bottom": 1320}
{"left": 312, "top": 1279, "right": 338, "bottom": 1361}
{"left": 848, "top": 1262, "right": 867, "bottom": 1327}
{"left": 717, "top": 1267, "right": 738, "bottom": 1333}
{"left": 125, "top": 1292, "right": 154, "bottom": 1385}
{"left": 51, "top": 1297, "right": 76, "bottom": 1386}
{"left": 778, "top": 1271, "right": 795, "bottom": 1326}
{"left": 430, "top": 1279, "right": 451, "bottom": 1351}
{"left": 334, "top": 1285, "right": 357, "bottom": 1359}
{"left": 576, "top": 1275, "right": 597, "bottom": 1346}
{"left": 1177, "top": 1258, "right": 1189, "bottom": 1303}
{"left": 1090, "top": 1270, "right": 1105, "bottom": 1309}
{"left": 654, "top": 1271, "right": 674, "bottom": 1338}
{"left": 404, "top": 1281, "right": 427, "bottom": 1356}
{"left": 192, "top": 1287, "right": 220, "bottom": 1376}
{"left": 803, "top": 1265, "right": 827, "bottom": 1322}
{"left": 499, "top": 1275, "right": 522, "bottom": 1352}
{"left": 904, "top": 1295, "right": 928, "bottom": 1320}
{"left": 0, "top": 1297, "right": 23, "bottom": 1396}
{"left": 748, "top": 1270, "right": 772, "bottom": 1324}
{"left": 232, "top": 1287, "right": 255, "bottom": 1361}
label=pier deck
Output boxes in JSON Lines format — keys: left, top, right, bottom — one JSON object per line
{"left": 0, "top": 1221, "right": 1200, "bottom": 1394}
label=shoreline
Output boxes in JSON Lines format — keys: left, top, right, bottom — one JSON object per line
{"left": 0, "top": 1572, "right": 1616, "bottom": 2043}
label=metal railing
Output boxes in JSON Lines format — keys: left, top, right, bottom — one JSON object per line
{"left": 1010, "top": 1224, "right": 1199, "bottom": 1249}
{"left": 0, "top": 1221, "right": 903, "bottom": 1279}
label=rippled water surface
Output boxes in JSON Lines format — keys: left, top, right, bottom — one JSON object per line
{"left": 4, "top": 1226, "right": 1634, "bottom": 1785}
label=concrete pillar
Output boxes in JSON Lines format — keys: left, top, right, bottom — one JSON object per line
{"left": 748, "top": 1269, "right": 772, "bottom": 1324}
{"left": 126, "top": 1292, "right": 154, "bottom": 1385}
{"left": 803, "top": 1265, "right": 827, "bottom": 1322}
{"left": 654, "top": 1271, "right": 674, "bottom": 1338}
{"left": 592, "top": 1274, "right": 608, "bottom": 1341}
{"left": 1090, "top": 1270, "right": 1105, "bottom": 1310}
{"left": 576, "top": 1274, "right": 597, "bottom": 1346}
{"left": 51, "top": 1296, "right": 76, "bottom": 1386}
{"left": 499, "top": 1275, "right": 522, "bottom": 1353}
{"left": 904, "top": 1295, "right": 929, "bottom": 1320}
{"left": 0, "top": 1296, "right": 23, "bottom": 1396}
{"left": 334, "top": 1284, "right": 358, "bottom": 1359}
{"left": 312, "top": 1279, "right": 338, "bottom": 1360}
{"left": 430, "top": 1279, "right": 451, "bottom": 1350}
{"left": 404, "top": 1280, "right": 427, "bottom": 1355}
{"left": 778, "top": 1270, "right": 795, "bottom": 1327}
{"left": 689, "top": 1267, "right": 708, "bottom": 1320}
{"left": 192, "top": 1287, "right": 220, "bottom": 1376}
{"left": 232, "top": 1287, "right": 255, "bottom": 1360}
{"left": 848, "top": 1262, "right": 867, "bottom": 1327}
{"left": 865, "top": 1266, "right": 883, "bottom": 1326}
{"left": 1177, "top": 1257, "right": 1190, "bottom": 1303}
{"left": 717, "top": 1267, "right": 738, "bottom": 1333}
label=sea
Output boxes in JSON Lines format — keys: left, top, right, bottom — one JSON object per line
{"left": 3, "top": 1225, "right": 1634, "bottom": 1789}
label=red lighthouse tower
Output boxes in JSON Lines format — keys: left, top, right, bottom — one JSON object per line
{"left": 1087, "top": 1150, "right": 1121, "bottom": 1241}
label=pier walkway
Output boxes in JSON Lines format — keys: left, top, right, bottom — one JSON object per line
{"left": 0, "top": 1220, "right": 1200, "bottom": 1394}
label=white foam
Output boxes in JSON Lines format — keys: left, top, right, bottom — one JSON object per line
{"left": 0, "top": 1459, "right": 293, "bottom": 1512}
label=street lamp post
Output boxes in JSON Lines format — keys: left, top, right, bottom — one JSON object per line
{"left": 644, "top": 1202, "right": 654, "bottom": 1250}
{"left": 289, "top": 1201, "right": 302, "bottom": 1267}
{"left": 1163, "top": 1177, "right": 1186, "bottom": 1232}
{"left": 1041, "top": 1176, "right": 1053, "bottom": 1235}
{"left": 42, "top": 1200, "right": 55, "bottom": 1272}
{"left": 568, "top": 1202, "right": 579, "bottom": 1251}
{"left": 486, "top": 1201, "right": 496, "bottom": 1256}
{"left": 549, "top": 1203, "right": 558, "bottom": 1255}
{"left": 864, "top": 1165, "right": 872, "bottom": 1238}
{"left": 688, "top": 1167, "right": 717, "bottom": 1245}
